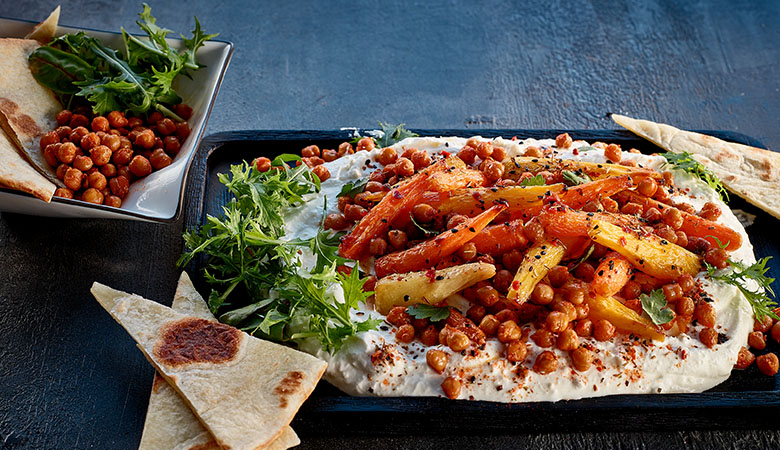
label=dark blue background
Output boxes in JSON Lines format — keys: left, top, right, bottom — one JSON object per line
{"left": 0, "top": 0, "right": 779, "bottom": 448}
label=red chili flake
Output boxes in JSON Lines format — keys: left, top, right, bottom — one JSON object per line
{"left": 511, "top": 280, "right": 521, "bottom": 290}
{"left": 393, "top": 191, "right": 403, "bottom": 199}
{"left": 441, "top": 150, "right": 451, "bottom": 158}
{"left": 425, "top": 268, "right": 437, "bottom": 283}
{"left": 573, "top": 148, "right": 579, "bottom": 155}
{"left": 619, "top": 236, "right": 627, "bottom": 246}
{"left": 511, "top": 136, "right": 518, "bottom": 141}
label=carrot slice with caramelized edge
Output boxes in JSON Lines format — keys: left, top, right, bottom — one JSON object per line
{"left": 588, "top": 219, "right": 700, "bottom": 280}
{"left": 423, "top": 184, "right": 564, "bottom": 217}
{"left": 339, "top": 156, "right": 468, "bottom": 260}
{"left": 470, "top": 219, "right": 529, "bottom": 255}
{"left": 591, "top": 252, "right": 633, "bottom": 297}
{"left": 515, "top": 176, "right": 635, "bottom": 220}
{"left": 587, "top": 295, "right": 665, "bottom": 341}
{"left": 502, "top": 156, "right": 662, "bottom": 181}
{"left": 506, "top": 238, "right": 566, "bottom": 305}
{"left": 374, "top": 204, "right": 506, "bottom": 278}
{"left": 620, "top": 190, "right": 742, "bottom": 251}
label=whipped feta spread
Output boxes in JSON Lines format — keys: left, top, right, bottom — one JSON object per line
{"left": 286, "top": 136, "right": 754, "bottom": 402}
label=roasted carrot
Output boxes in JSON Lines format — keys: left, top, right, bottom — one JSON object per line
{"left": 428, "top": 168, "right": 487, "bottom": 191}
{"left": 503, "top": 156, "right": 662, "bottom": 181}
{"left": 538, "top": 207, "right": 593, "bottom": 237}
{"left": 587, "top": 295, "right": 664, "bottom": 341}
{"left": 506, "top": 238, "right": 566, "bottom": 304}
{"left": 340, "top": 156, "right": 467, "bottom": 259}
{"left": 591, "top": 252, "right": 633, "bottom": 297}
{"left": 470, "top": 219, "right": 529, "bottom": 255}
{"left": 374, "top": 204, "right": 506, "bottom": 278}
{"left": 422, "top": 184, "right": 564, "bottom": 217}
{"left": 621, "top": 190, "right": 742, "bottom": 251}
{"left": 558, "top": 176, "right": 634, "bottom": 210}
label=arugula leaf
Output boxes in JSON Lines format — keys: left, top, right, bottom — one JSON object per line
{"left": 338, "top": 178, "right": 368, "bottom": 198}
{"left": 518, "top": 174, "right": 546, "bottom": 186}
{"left": 663, "top": 151, "right": 728, "bottom": 202}
{"left": 640, "top": 289, "right": 675, "bottom": 325}
{"left": 375, "top": 122, "right": 418, "bottom": 148}
{"left": 408, "top": 212, "right": 438, "bottom": 236}
{"left": 407, "top": 304, "right": 451, "bottom": 322}
{"left": 180, "top": 158, "right": 378, "bottom": 352}
{"left": 562, "top": 170, "right": 592, "bottom": 186}
{"left": 707, "top": 257, "right": 778, "bottom": 322}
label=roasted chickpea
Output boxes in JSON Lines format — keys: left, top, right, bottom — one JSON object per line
{"left": 447, "top": 331, "right": 471, "bottom": 352}
{"left": 62, "top": 168, "right": 82, "bottom": 191}
{"left": 555, "top": 329, "right": 578, "bottom": 351}
{"left": 80, "top": 132, "right": 100, "bottom": 151}
{"left": 694, "top": 302, "right": 716, "bottom": 328}
{"left": 69, "top": 114, "right": 89, "bottom": 128}
{"left": 252, "top": 157, "right": 271, "bottom": 172}
{"left": 530, "top": 283, "right": 554, "bottom": 306}
{"left": 176, "top": 121, "right": 191, "bottom": 141}
{"left": 156, "top": 118, "right": 176, "bottom": 136}
{"left": 593, "top": 319, "right": 616, "bottom": 341}
{"left": 441, "top": 376, "right": 461, "bottom": 399}
{"left": 471, "top": 141, "right": 491, "bottom": 160}
{"left": 146, "top": 111, "right": 163, "bottom": 124}
{"left": 426, "top": 349, "right": 448, "bottom": 374}
{"left": 492, "top": 269, "right": 513, "bottom": 293}
{"left": 771, "top": 322, "right": 780, "bottom": 344}
{"left": 548, "top": 265, "right": 570, "bottom": 288}
{"left": 479, "top": 315, "right": 500, "bottom": 336}
{"left": 56, "top": 110, "right": 73, "bottom": 126}
{"left": 621, "top": 202, "right": 644, "bottom": 216}
{"left": 173, "top": 103, "right": 193, "bottom": 120}
{"left": 506, "top": 340, "right": 528, "bottom": 362}
{"left": 555, "top": 133, "right": 572, "bottom": 149}
{"left": 553, "top": 300, "right": 577, "bottom": 322}
{"left": 698, "top": 327, "right": 718, "bottom": 348}
{"left": 456, "top": 242, "right": 477, "bottom": 261}
{"left": 636, "top": 178, "right": 658, "bottom": 197}
{"left": 523, "top": 218, "right": 546, "bottom": 243}
{"left": 89, "top": 116, "right": 108, "bottom": 133}
{"left": 643, "top": 207, "right": 662, "bottom": 223}
{"left": 356, "top": 137, "right": 375, "bottom": 152}
{"left": 748, "top": 331, "right": 767, "bottom": 350}
{"left": 491, "top": 145, "right": 508, "bottom": 162}
{"left": 411, "top": 150, "right": 432, "bottom": 170}
{"left": 757, "top": 353, "right": 779, "bottom": 376}
{"left": 575, "top": 319, "right": 593, "bottom": 337}
{"left": 531, "top": 329, "right": 555, "bottom": 348}
{"left": 480, "top": 159, "right": 504, "bottom": 182}
{"left": 111, "top": 148, "right": 133, "bottom": 167}
{"left": 54, "top": 163, "right": 69, "bottom": 180}
{"left": 395, "top": 324, "right": 415, "bottom": 343}
{"left": 162, "top": 135, "right": 181, "bottom": 155}
{"left": 476, "top": 286, "right": 500, "bottom": 307}
{"left": 495, "top": 309, "right": 518, "bottom": 324}
{"left": 54, "top": 187, "right": 73, "bottom": 199}
{"left": 699, "top": 201, "right": 721, "bottom": 221}
{"left": 523, "top": 145, "right": 543, "bottom": 157}
{"left": 135, "top": 129, "right": 156, "bottom": 149}
{"left": 53, "top": 142, "right": 75, "bottom": 164}
{"left": 675, "top": 231, "right": 689, "bottom": 249}
{"left": 497, "top": 320, "right": 522, "bottom": 343}
{"left": 387, "top": 229, "right": 408, "bottom": 249}
{"left": 300, "top": 145, "right": 320, "bottom": 158}
{"left": 604, "top": 143, "right": 622, "bottom": 162}
{"left": 662, "top": 283, "right": 683, "bottom": 302}
{"left": 82, "top": 187, "right": 104, "bottom": 204}
{"left": 677, "top": 296, "right": 695, "bottom": 317}
{"left": 533, "top": 351, "right": 559, "bottom": 375}
{"left": 323, "top": 213, "right": 348, "bottom": 230}
{"left": 394, "top": 157, "right": 415, "bottom": 177}
{"left": 621, "top": 281, "right": 642, "bottom": 300}
{"left": 333, "top": 142, "right": 351, "bottom": 158}
{"left": 457, "top": 145, "right": 477, "bottom": 164}
{"left": 735, "top": 347, "right": 755, "bottom": 369}
{"left": 571, "top": 346, "right": 593, "bottom": 372}
{"left": 109, "top": 175, "right": 130, "bottom": 198}
{"left": 418, "top": 325, "right": 439, "bottom": 346}
{"left": 545, "top": 311, "right": 568, "bottom": 333}
{"left": 704, "top": 247, "right": 728, "bottom": 269}
{"left": 678, "top": 274, "right": 696, "bottom": 294}
{"left": 102, "top": 195, "right": 121, "bottom": 208}
{"left": 369, "top": 237, "right": 388, "bottom": 256}
{"left": 87, "top": 172, "right": 107, "bottom": 191}
{"left": 344, "top": 204, "right": 367, "bottom": 222}
{"left": 105, "top": 110, "right": 127, "bottom": 128}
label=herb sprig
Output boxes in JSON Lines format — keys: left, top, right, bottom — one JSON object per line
{"left": 518, "top": 174, "right": 546, "bottom": 186}
{"left": 179, "top": 157, "right": 379, "bottom": 351}
{"left": 663, "top": 151, "right": 728, "bottom": 202}
{"left": 707, "top": 257, "right": 778, "bottom": 322}
{"left": 407, "top": 304, "right": 451, "bottom": 322}
{"left": 351, "top": 122, "right": 419, "bottom": 147}
{"left": 640, "top": 289, "right": 675, "bottom": 325}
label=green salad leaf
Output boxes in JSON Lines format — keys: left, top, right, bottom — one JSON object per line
{"left": 640, "top": 289, "right": 675, "bottom": 325}
{"left": 179, "top": 157, "right": 378, "bottom": 352}
{"left": 407, "top": 304, "right": 451, "bottom": 322}
{"left": 663, "top": 151, "right": 728, "bottom": 202}
{"left": 351, "top": 122, "right": 419, "bottom": 148}
{"left": 518, "top": 174, "right": 546, "bottom": 186}
{"left": 707, "top": 257, "right": 778, "bottom": 322}
{"left": 562, "top": 170, "right": 592, "bottom": 186}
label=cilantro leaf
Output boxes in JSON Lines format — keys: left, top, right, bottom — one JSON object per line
{"left": 407, "top": 304, "right": 451, "bottom": 322}
{"left": 518, "top": 174, "right": 546, "bottom": 186}
{"left": 562, "top": 170, "right": 592, "bottom": 186}
{"left": 338, "top": 178, "right": 368, "bottom": 198}
{"left": 640, "top": 289, "right": 675, "bottom": 325}
{"left": 707, "top": 257, "right": 778, "bottom": 322}
{"left": 375, "top": 122, "right": 418, "bottom": 148}
{"left": 663, "top": 151, "right": 728, "bottom": 202}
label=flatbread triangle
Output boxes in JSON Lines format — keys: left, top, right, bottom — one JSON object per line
{"left": 90, "top": 280, "right": 325, "bottom": 450}
{"left": 25, "top": 6, "right": 61, "bottom": 44}
{"left": 612, "top": 113, "right": 780, "bottom": 220}
{"left": 0, "top": 127, "right": 55, "bottom": 201}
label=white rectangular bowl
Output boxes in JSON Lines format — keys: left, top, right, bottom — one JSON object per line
{"left": 0, "top": 17, "right": 233, "bottom": 222}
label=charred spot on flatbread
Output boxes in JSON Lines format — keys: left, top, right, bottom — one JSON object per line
{"left": 188, "top": 441, "right": 221, "bottom": 450}
{"left": 153, "top": 318, "right": 242, "bottom": 367}
{"left": 274, "top": 371, "right": 305, "bottom": 408}
{"left": 151, "top": 372, "right": 167, "bottom": 394}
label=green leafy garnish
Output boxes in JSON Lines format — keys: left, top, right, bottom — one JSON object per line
{"left": 179, "top": 157, "right": 378, "bottom": 352}
{"left": 707, "top": 257, "right": 778, "bottom": 322}
{"left": 663, "top": 151, "right": 728, "bottom": 202}
{"left": 408, "top": 212, "right": 438, "bottom": 236}
{"left": 640, "top": 289, "right": 675, "bottom": 325}
{"left": 518, "top": 174, "right": 546, "bottom": 186}
{"left": 338, "top": 177, "right": 368, "bottom": 198}
{"left": 407, "top": 304, "right": 451, "bottom": 322}
{"left": 29, "top": 4, "right": 216, "bottom": 116}
{"left": 351, "top": 122, "right": 419, "bottom": 147}
{"left": 562, "top": 170, "right": 592, "bottom": 186}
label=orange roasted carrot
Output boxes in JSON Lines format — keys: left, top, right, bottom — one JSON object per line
{"left": 375, "top": 204, "right": 506, "bottom": 278}
{"left": 428, "top": 168, "right": 487, "bottom": 191}
{"left": 558, "top": 175, "right": 634, "bottom": 210}
{"left": 621, "top": 191, "right": 742, "bottom": 251}
{"left": 591, "top": 252, "right": 633, "bottom": 297}
{"left": 470, "top": 219, "right": 529, "bottom": 255}
{"left": 538, "top": 207, "right": 593, "bottom": 237}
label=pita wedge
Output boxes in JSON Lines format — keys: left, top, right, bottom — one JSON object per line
{"left": 0, "top": 128, "right": 55, "bottom": 201}
{"left": 90, "top": 281, "right": 326, "bottom": 450}
{"left": 612, "top": 114, "right": 780, "bottom": 220}
{"left": 136, "top": 272, "right": 299, "bottom": 450}
{"left": 25, "top": 6, "right": 60, "bottom": 44}
{"left": 0, "top": 38, "right": 62, "bottom": 187}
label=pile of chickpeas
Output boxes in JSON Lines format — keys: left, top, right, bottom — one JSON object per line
{"left": 278, "top": 133, "right": 776, "bottom": 399}
{"left": 41, "top": 104, "right": 192, "bottom": 207}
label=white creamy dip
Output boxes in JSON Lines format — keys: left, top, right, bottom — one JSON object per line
{"left": 287, "top": 136, "right": 754, "bottom": 402}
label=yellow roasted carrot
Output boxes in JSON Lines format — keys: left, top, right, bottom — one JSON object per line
{"left": 587, "top": 219, "right": 700, "bottom": 280}
{"left": 506, "top": 238, "right": 566, "bottom": 305}
{"left": 503, "top": 156, "right": 661, "bottom": 181}
{"left": 422, "top": 184, "right": 564, "bottom": 217}
{"left": 587, "top": 295, "right": 665, "bottom": 341}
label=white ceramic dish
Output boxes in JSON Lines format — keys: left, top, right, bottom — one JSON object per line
{"left": 0, "top": 17, "right": 233, "bottom": 222}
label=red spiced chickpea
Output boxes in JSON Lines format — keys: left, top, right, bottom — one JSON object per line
{"left": 491, "top": 145, "right": 508, "bottom": 161}
{"left": 129, "top": 155, "right": 152, "bottom": 177}
{"left": 757, "top": 353, "right": 779, "bottom": 376}
{"left": 109, "top": 175, "right": 130, "bottom": 198}
{"left": 532, "top": 283, "right": 555, "bottom": 305}
{"left": 420, "top": 325, "right": 439, "bottom": 347}
{"left": 376, "top": 147, "right": 398, "bottom": 165}
{"left": 457, "top": 145, "right": 477, "bottom": 164}
{"left": 426, "top": 349, "right": 448, "bottom": 374}
{"left": 324, "top": 213, "right": 348, "bottom": 230}
{"left": 604, "top": 144, "right": 622, "bottom": 162}
{"left": 412, "top": 203, "right": 437, "bottom": 223}
{"left": 531, "top": 329, "right": 555, "bottom": 348}
{"left": 369, "top": 237, "right": 388, "bottom": 256}
{"left": 88, "top": 172, "right": 107, "bottom": 190}
{"left": 476, "top": 286, "right": 500, "bottom": 307}
{"left": 56, "top": 110, "right": 73, "bottom": 126}
{"left": 344, "top": 204, "right": 368, "bottom": 222}
{"left": 677, "top": 296, "right": 695, "bottom": 317}
{"left": 387, "top": 229, "right": 408, "bottom": 249}
{"left": 548, "top": 265, "right": 570, "bottom": 288}
{"left": 441, "top": 376, "right": 461, "bottom": 399}
{"left": 571, "top": 346, "right": 593, "bottom": 372}
{"left": 82, "top": 188, "right": 104, "bottom": 205}
{"left": 386, "top": 306, "right": 412, "bottom": 327}
{"left": 694, "top": 302, "right": 716, "bottom": 328}
{"left": 748, "top": 331, "right": 767, "bottom": 350}
{"left": 63, "top": 168, "right": 83, "bottom": 191}
{"left": 497, "top": 320, "right": 522, "bottom": 343}
{"left": 754, "top": 315, "right": 773, "bottom": 333}
{"left": 301, "top": 145, "right": 320, "bottom": 158}
{"left": 411, "top": 150, "right": 432, "bottom": 170}
{"left": 545, "top": 311, "right": 568, "bottom": 333}
{"left": 394, "top": 157, "right": 414, "bottom": 177}
{"left": 557, "top": 329, "right": 579, "bottom": 351}
{"left": 395, "top": 324, "right": 415, "bottom": 343}
{"left": 91, "top": 116, "right": 110, "bottom": 133}
{"left": 479, "top": 315, "right": 500, "bottom": 336}
{"left": 90, "top": 145, "right": 112, "bottom": 166}
{"left": 772, "top": 322, "right": 780, "bottom": 344}
{"left": 312, "top": 165, "right": 330, "bottom": 182}
{"left": 637, "top": 178, "right": 658, "bottom": 197}
{"left": 555, "top": 133, "right": 573, "bottom": 149}
{"left": 700, "top": 327, "right": 718, "bottom": 348}
{"left": 475, "top": 141, "right": 493, "bottom": 159}
{"left": 523, "top": 146, "right": 543, "bottom": 157}
{"left": 107, "top": 111, "right": 128, "bottom": 128}
{"left": 735, "top": 347, "right": 755, "bottom": 369}
{"left": 533, "top": 351, "right": 559, "bottom": 375}
{"left": 447, "top": 331, "right": 470, "bottom": 352}
{"left": 54, "top": 188, "right": 73, "bottom": 199}
{"left": 506, "top": 340, "right": 528, "bottom": 362}
{"left": 356, "top": 137, "right": 375, "bottom": 152}
{"left": 593, "top": 319, "right": 616, "bottom": 341}
{"left": 337, "top": 141, "right": 353, "bottom": 157}
{"left": 150, "top": 148, "right": 173, "bottom": 170}
{"left": 480, "top": 159, "right": 504, "bottom": 182}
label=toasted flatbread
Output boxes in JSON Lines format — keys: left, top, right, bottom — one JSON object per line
{"left": 90, "top": 281, "right": 324, "bottom": 450}
{"left": 137, "top": 272, "right": 300, "bottom": 450}
{"left": 25, "top": 6, "right": 60, "bottom": 44}
{"left": 0, "top": 128, "right": 55, "bottom": 201}
{"left": 0, "top": 38, "right": 62, "bottom": 187}
{"left": 612, "top": 114, "right": 780, "bottom": 220}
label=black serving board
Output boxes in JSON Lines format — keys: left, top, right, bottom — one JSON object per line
{"left": 182, "top": 129, "right": 780, "bottom": 435}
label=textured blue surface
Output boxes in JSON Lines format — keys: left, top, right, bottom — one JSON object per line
{"left": 0, "top": 0, "right": 779, "bottom": 449}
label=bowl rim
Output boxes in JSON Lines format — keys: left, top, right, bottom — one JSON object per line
{"left": 0, "top": 15, "right": 235, "bottom": 223}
